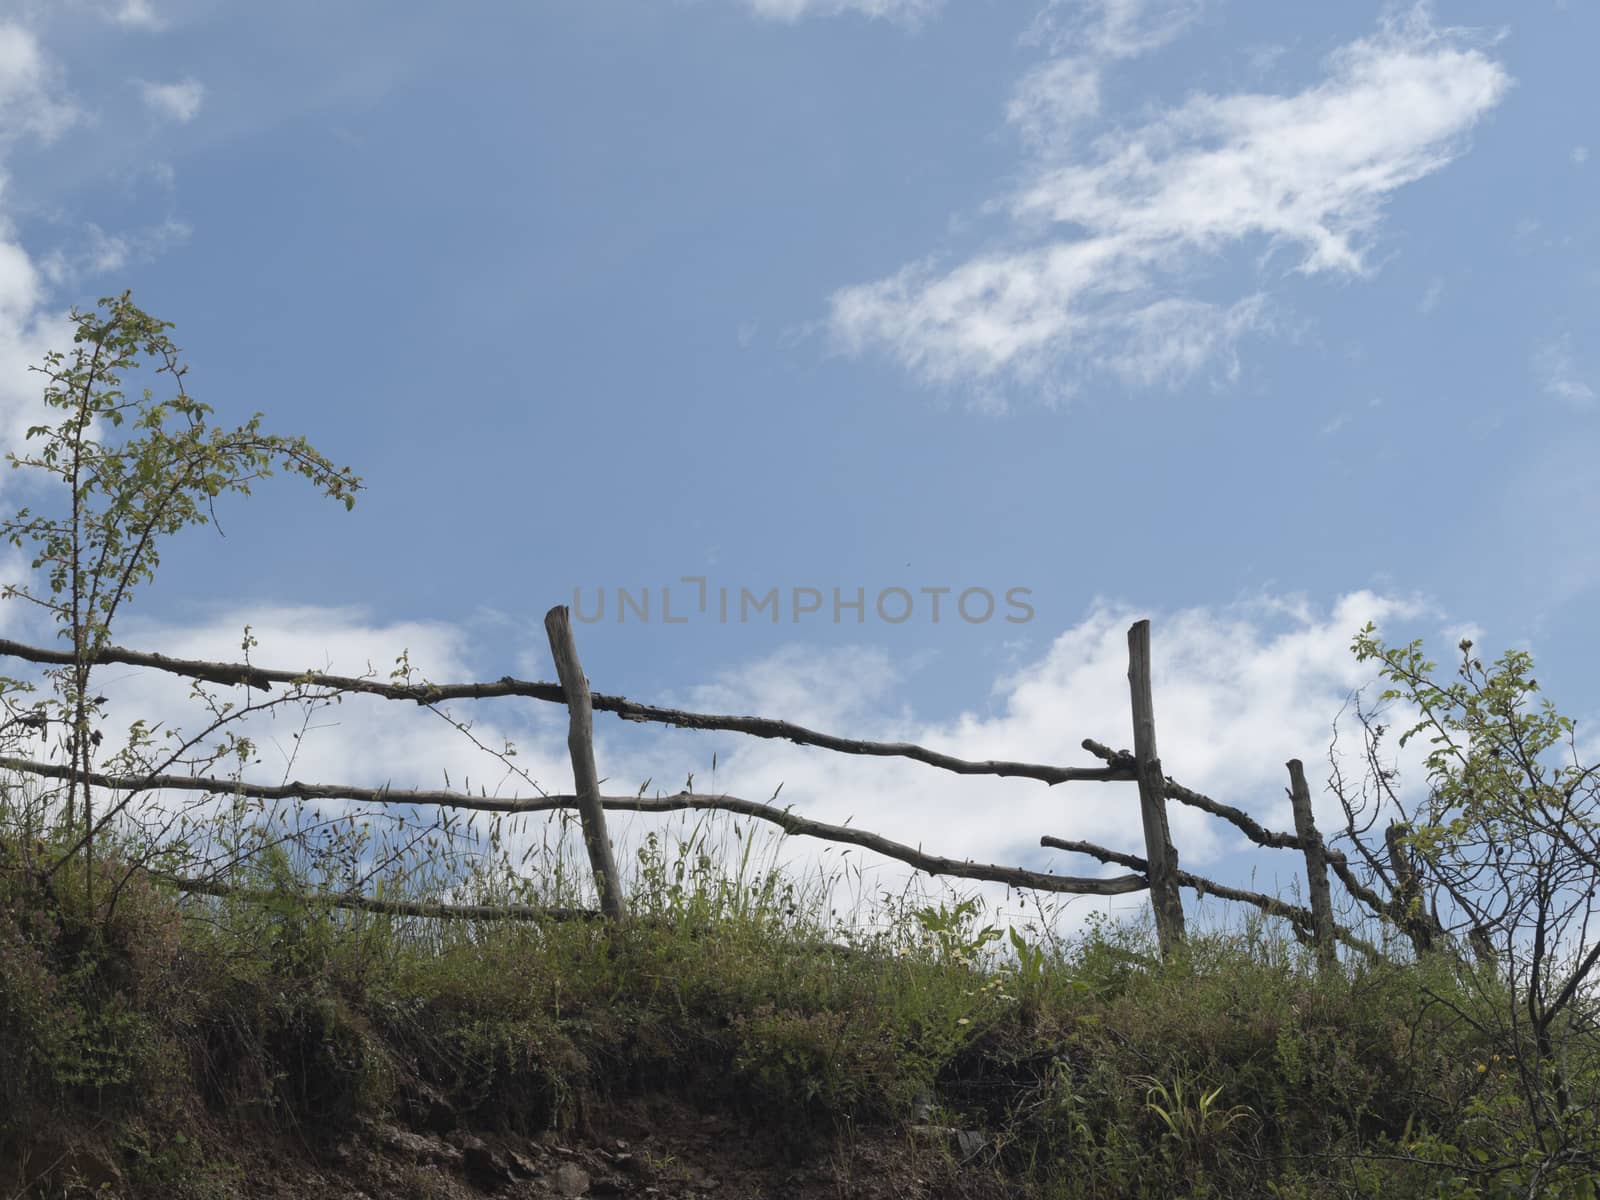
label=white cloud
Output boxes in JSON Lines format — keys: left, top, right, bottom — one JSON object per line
{"left": 740, "top": 0, "right": 939, "bottom": 22}
{"left": 138, "top": 77, "right": 204, "bottom": 122}
{"left": 830, "top": 6, "right": 1510, "bottom": 395}
{"left": 683, "top": 643, "right": 906, "bottom": 732}
{"left": 3, "top": 580, "right": 1458, "bottom": 935}
{"left": 1534, "top": 335, "right": 1595, "bottom": 410}
{"left": 103, "top": 606, "right": 572, "bottom": 798}
{"left": 0, "top": 28, "right": 188, "bottom": 490}
{"left": 0, "top": 25, "right": 78, "bottom": 465}
{"left": 637, "top": 591, "right": 1440, "bottom": 930}
{"left": 110, "top": 0, "right": 164, "bottom": 29}
{"left": 0, "top": 242, "right": 70, "bottom": 463}
{"left": 1010, "top": 14, "right": 1507, "bottom": 274}
{"left": 4, "top": 606, "right": 582, "bottom": 900}
{"left": 1573, "top": 145, "right": 1590, "bottom": 166}
{"left": 0, "top": 22, "right": 79, "bottom": 144}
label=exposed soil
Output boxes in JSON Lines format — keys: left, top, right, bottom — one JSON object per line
{"left": 8, "top": 1095, "right": 1020, "bottom": 1200}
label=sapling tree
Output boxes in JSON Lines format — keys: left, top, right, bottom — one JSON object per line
{"left": 0, "top": 291, "right": 362, "bottom": 907}
{"left": 1333, "top": 624, "right": 1600, "bottom": 1184}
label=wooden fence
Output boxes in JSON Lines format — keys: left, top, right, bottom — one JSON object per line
{"left": 0, "top": 610, "right": 1388, "bottom": 964}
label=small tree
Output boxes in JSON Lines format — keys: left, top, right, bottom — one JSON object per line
{"left": 1, "top": 292, "right": 362, "bottom": 906}
{"left": 1334, "top": 624, "right": 1600, "bottom": 1185}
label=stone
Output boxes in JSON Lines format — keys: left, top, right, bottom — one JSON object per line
{"left": 508, "top": 1149, "right": 542, "bottom": 1177}
{"left": 953, "top": 1129, "right": 988, "bottom": 1160}
{"left": 371, "top": 1122, "right": 461, "bottom": 1166}
{"left": 553, "top": 1162, "right": 591, "bottom": 1196}
{"left": 425, "top": 1093, "right": 459, "bottom": 1133}
{"left": 909, "top": 1123, "right": 989, "bottom": 1162}
{"left": 459, "top": 1135, "right": 514, "bottom": 1189}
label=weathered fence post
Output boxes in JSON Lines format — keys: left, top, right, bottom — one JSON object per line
{"left": 1127, "top": 620, "right": 1185, "bottom": 957}
{"left": 1385, "top": 820, "right": 1435, "bottom": 956}
{"left": 544, "top": 604, "right": 626, "bottom": 922}
{"left": 1286, "top": 759, "right": 1336, "bottom": 971}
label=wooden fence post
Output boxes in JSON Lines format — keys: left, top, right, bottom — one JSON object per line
{"left": 1385, "top": 821, "right": 1435, "bottom": 956}
{"left": 1286, "top": 759, "right": 1336, "bottom": 971}
{"left": 1127, "top": 620, "right": 1185, "bottom": 957}
{"left": 544, "top": 605, "right": 626, "bottom": 922}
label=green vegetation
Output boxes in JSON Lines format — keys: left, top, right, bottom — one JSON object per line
{"left": 1, "top": 297, "right": 1598, "bottom": 1196}
{"left": 3, "top": 808, "right": 1597, "bottom": 1198}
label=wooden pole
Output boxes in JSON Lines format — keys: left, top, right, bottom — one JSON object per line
{"left": 1127, "top": 620, "right": 1185, "bottom": 956}
{"left": 544, "top": 605, "right": 625, "bottom": 922}
{"left": 1286, "top": 759, "right": 1336, "bottom": 971}
{"left": 1385, "top": 821, "right": 1434, "bottom": 956}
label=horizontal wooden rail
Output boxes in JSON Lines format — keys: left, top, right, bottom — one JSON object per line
{"left": 1078, "top": 740, "right": 1376, "bottom": 898}
{"left": 1079, "top": 738, "right": 1368, "bottom": 889}
{"left": 167, "top": 873, "right": 597, "bottom": 923}
{"left": 0, "top": 637, "right": 1133, "bottom": 787}
{"left": 0, "top": 756, "right": 1149, "bottom": 898}
{"left": 1041, "top": 835, "right": 1380, "bottom": 959}
{"left": 1081, "top": 739, "right": 1300, "bottom": 849}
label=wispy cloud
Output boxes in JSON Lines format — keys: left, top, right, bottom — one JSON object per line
{"left": 829, "top": 5, "right": 1510, "bottom": 398}
{"left": 39, "top": 218, "right": 191, "bottom": 286}
{"left": 1419, "top": 277, "right": 1444, "bottom": 315}
{"left": 1026, "top": 0, "right": 1204, "bottom": 60}
{"left": 739, "top": 0, "right": 939, "bottom": 23}
{"left": 138, "top": 77, "right": 204, "bottom": 122}
{"left": 1534, "top": 335, "right": 1595, "bottom": 410}
{"left": 1009, "top": 0, "right": 1203, "bottom": 155}
{"left": 1495, "top": 431, "right": 1600, "bottom": 617}
{"left": 1007, "top": 57, "right": 1102, "bottom": 152}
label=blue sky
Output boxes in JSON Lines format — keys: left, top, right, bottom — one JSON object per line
{"left": 1, "top": 0, "right": 1596, "bottom": 926}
